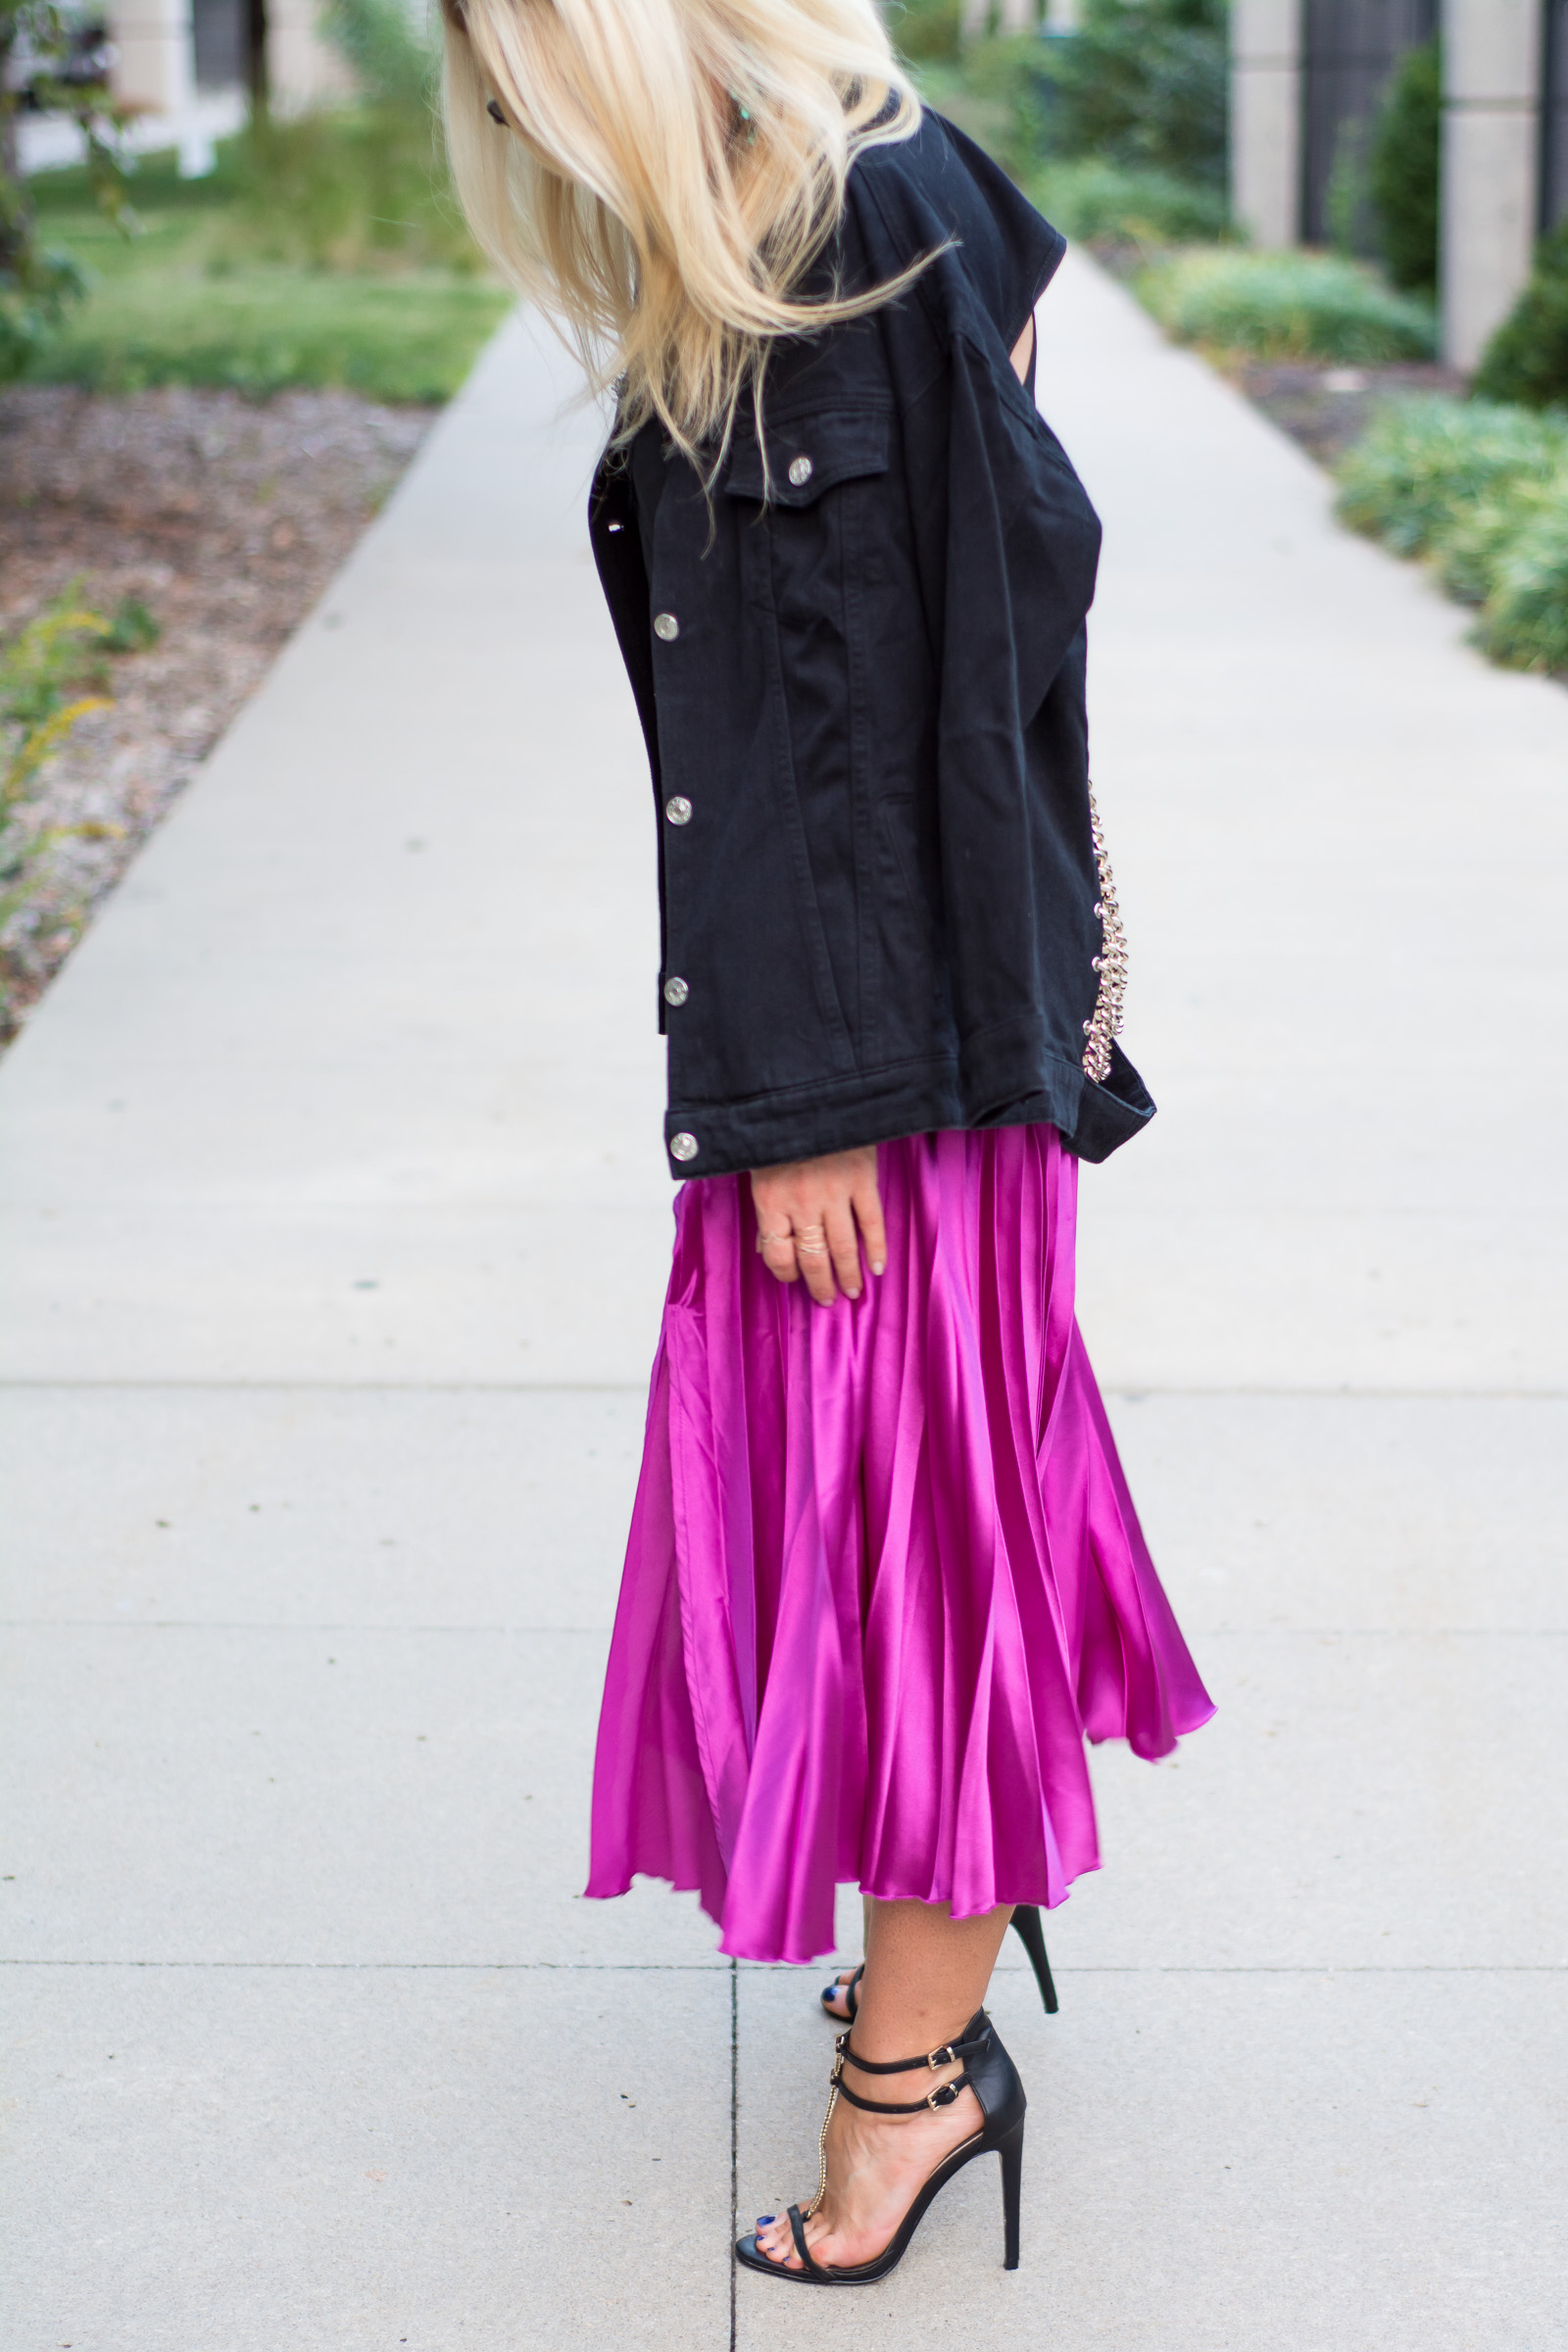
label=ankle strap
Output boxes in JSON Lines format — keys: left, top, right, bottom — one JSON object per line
{"left": 826, "top": 2016, "right": 990, "bottom": 2115}
{"left": 832, "top": 2065, "right": 976, "bottom": 2116}
{"left": 834, "top": 2018, "right": 991, "bottom": 2077}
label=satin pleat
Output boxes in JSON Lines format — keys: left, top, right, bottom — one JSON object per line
{"left": 586, "top": 1124, "right": 1214, "bottom": 1965}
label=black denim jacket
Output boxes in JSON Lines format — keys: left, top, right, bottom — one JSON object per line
{"left": 589, "top": 109, "right": 1154, "bottom": 1180}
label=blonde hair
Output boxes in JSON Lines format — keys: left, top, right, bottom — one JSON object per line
{"left": 440, "top": 0, "right": 927, "bottom": 463}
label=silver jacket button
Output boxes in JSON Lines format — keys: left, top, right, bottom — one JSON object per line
{"left": 662, "top": 975, "right": 689, "bottom": 1006}
{"left": 669, "top": 1131, "right": 699, "bottom": 1162}
{"left": 664, "top": 795, "right": 692, "bottom": 824}
{"left": 653, "top": 612, "right": 680, "bottom": 641}
{"left": 788, "top": 455, "right": 813, "bottom": 487}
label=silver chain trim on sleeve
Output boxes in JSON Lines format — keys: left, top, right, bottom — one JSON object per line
{"left": 1081, "top": 784, "right": 1128, "bottom": 1086}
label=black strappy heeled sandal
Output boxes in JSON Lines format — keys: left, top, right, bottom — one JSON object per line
{"left": 736, "top": 2007, "right": 1026, "bottom": 2285}
{"left": 1008, "top": 1903, "right": 1060, "bottom": 2015}
{"left": 820, "top": 1907, "right": 1058, "bottom": 2023}
{"left": 817, "top": 1962, "right": 864, "bottom": 2021}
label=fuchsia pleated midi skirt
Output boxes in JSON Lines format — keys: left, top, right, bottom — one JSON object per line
{"left": 586, "top": 1123, "right": 1214, "bottom": 1965}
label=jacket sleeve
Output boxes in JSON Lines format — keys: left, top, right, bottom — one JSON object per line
{"left": 915, "top": 326, "right": 1104, "bottom": 1117}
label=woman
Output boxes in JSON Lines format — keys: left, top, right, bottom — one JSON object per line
{"left": 442, "top": 0, "right": 1213, "bottom": 2285}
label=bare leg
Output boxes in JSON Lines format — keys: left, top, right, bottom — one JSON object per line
{"left": 756, "top": 1898, "right": 1011, "bottom": 2271}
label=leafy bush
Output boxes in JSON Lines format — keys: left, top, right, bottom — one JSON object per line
{"left": 222, "top": 105, "right": 477, "bottom": 273}
{"left": 1, "top": 0, "right": 129, "bottom": 381}
{"left": 1369, "top": 35, "right": 1440, "bottom": 294}
{"left": 890, "top": 0, "right": 961, "bottom": 65}
{"left": 1472, "top": 219, "right": 1568, "bottom": 410}
{"left": 1474, "top": 485, "right": 1568, "bottom": 673}
{"left": 1334, "top": 396, "right": 1568, "bottom": 678}
{"left": 221, "top": 0, "right": 469, "bottom": 273}
{"left": 1027, "top": 0, "right": 1228, "bottom": 191}
{"left": 1139, "top": 248, "right": 1435, "bottom": 362}
{"left": 1026, "top": 157, "right": 1228, "bottom": 248}
{"left": 1335, "top": 397, "right": 1568, "bottom": 556}
{"left": 319, "top": 0, "right": 434, "bottom": 110}
{"left": 1431, "top": 481, "right": 1554, "bottom": 607}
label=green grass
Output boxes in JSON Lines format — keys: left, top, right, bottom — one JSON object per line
{"left": 24, "top": 134, "right": 512, "bottom": 402}
{"left": 1138, "top": 245, "right": 1435, "bottom": 363}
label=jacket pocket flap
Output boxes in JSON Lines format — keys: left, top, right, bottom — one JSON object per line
{"left": 725, "top": 408, "right": 891, "bottom": 506}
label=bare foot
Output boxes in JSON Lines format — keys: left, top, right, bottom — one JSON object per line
{"left": 752, "top": 2055, "right": 981, "bottom": 2272}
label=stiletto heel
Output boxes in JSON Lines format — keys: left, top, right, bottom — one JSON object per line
{"left": 736, "top": 2008, "right": 1027, "bottom": 2284}
{"left": 998, "top": 2117, "right": 1024, "bottom": 2271}
{"left": 1008, "top": 1903, "right": 1059, "bottom": 2015}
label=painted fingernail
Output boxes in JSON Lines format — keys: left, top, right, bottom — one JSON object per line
{"left": 845, "top": 1286, "right": 860, "bottom": 1300}
{"left": 870, "top": 1258, "right": 886, "bottom": 1276}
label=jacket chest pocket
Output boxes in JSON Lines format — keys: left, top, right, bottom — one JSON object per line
{"left": 723, "top": 408, "right": 894, "bottom": 1060}
{"left": 725, "top": 407, "right": 892, "bottom": 615}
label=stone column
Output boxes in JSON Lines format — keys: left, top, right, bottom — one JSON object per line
{"left": 1231, "top": 0, "right": 1302, "bottom": 248}
{"left": 999, "top": 0, "right": 1040, "bottom": 34}
{"left": 1442, "top": 0, "right": 1544, "bottom": 369}
{"left": 110, "top": 0, "right": 195, "bottom": 114}
{"left": 267, "top": 0, "right": 357, "bottom": 112}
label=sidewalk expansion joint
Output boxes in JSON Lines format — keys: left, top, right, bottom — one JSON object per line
{"left": 4, "top": 1958, "right": 1564, "bottom": 1973}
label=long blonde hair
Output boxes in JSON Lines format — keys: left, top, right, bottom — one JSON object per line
{"left": 440, "top": 0, "right": 926, "bottom": 462}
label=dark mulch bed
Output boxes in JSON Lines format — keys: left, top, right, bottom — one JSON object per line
{"left": 1227, "top": 358, "right": 1468, "bottom": 466}
{"left": 0, "top": 384, "right": 435, "bottom": 1046}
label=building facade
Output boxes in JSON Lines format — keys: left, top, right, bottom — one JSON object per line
{"left": 107, "top": 0, "right": 349, "bottom": 123}
{"left": 1232, "top": 0, "right": 1563, "bottom": 368}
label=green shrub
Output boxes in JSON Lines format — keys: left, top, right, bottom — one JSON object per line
{"left": 1474, "top": 484, "right": 1568, "bottom": 673}
{"left": 1472, "top": 218, "right": 1568, "bottom": 410}
{"left": 222, "top": 104, "right": 477, "bottom": 273}
{"left": 1369, "top": 35, "right": 1440, "bottom": 293}
{"left": 1026, "top": 157, "right": 1228, "bottom": 248}
{"left": 1335, "top": 396, "right": 1568, "bottom": 556}
{"left": 1027, "top": 0, "right": 1227, "bottom": 190}
{"left": 1139, "top": 248, "right": 1435, "bottom": 363}
{"left": 1432, "top": 480, "right": 1556, "bottom": 606}
{"left": 319, "top": 0, "right": 434, "bottom": 109}
{"left": 890, "top": 0, "right": 961, "bottom": 65}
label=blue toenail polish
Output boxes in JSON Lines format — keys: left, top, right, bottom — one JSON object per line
{"left": 821, "top": 1984, "right": 836, "bottom": 1998}
{"left": 757, "top": 2215, "right": 774, "bottom": 2227}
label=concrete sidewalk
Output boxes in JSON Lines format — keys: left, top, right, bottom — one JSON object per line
{"left": 3, "top": 261, "right": 1565, "bottom": 2351}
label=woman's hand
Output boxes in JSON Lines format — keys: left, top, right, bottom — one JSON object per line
{"left": 751, "top": 1147, "right": 886, "bottom": 1305}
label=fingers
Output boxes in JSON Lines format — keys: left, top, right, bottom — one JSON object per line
{"left": 751, "top": 1148, "right": 886, "bottom": 1305}
{"left": 793, "top": 1218, "right": 839, "bottom": 1307}
{"left": 853, "top": 1171, "right": 887, "bottom": 1280}
{"left": 822, "top": 1199, "right": 863, "bottom": 1302}
{"left": 756, "top": 1227, "right": 800, "bottom": 1284}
